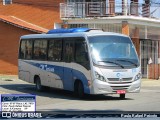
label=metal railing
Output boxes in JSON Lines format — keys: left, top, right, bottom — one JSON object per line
{"left": 60, "top": 2, "right": 160, "bottom": 19}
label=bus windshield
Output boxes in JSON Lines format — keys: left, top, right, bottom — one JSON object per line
{"left": 88, "top": 35, "right": 140, "bottom": 68}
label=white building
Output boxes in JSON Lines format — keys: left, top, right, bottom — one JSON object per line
{"left": 59, "top": 0, "right": 160, "bottom": 79}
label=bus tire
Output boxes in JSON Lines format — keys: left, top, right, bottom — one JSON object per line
{"left": 120, "top": 94, "right": 125, "bottom": 99}
{"left": 77, "top": 82, "right": 85, "bottom": 98}
{"left": 35, "top": 77, "right": 43, "bottom": 92}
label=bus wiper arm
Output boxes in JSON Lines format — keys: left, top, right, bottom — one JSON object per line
{"left": 116, "top": 59, "right": 138, "bottom": 67}
{"left": 98, "top": 61, "right": 124, "bottom": 68}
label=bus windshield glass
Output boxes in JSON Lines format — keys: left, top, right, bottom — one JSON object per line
{"left": 88, "top": 35, "right": 139, "bottom": 68}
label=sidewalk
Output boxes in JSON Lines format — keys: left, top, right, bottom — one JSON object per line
{"left": 0, "top": 74, "right": 18, "bottom": 80}
{"left": 0, "top": 74, "right": 160, "bottom": 87}
{"left": 141, "top": 78, "right": 160, "bottom": 87}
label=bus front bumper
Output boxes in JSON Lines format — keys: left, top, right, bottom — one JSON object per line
{"left": 90, "top": 79, "right": 141, "bottom": 94}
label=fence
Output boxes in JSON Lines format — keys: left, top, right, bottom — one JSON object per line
{"left": 141, "top": 39, "right": 160, "bottom": 79}
{"left": 60, "top": 2, "right": 160, "bottom": 19}
{"left": 147, "top": 64, "right": 160, "bottom": 79}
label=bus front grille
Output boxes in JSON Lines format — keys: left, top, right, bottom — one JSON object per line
{"left": 107, "top": 77, "right": 133, "bottom": 82}
{"left": 111, "top": 85, "right": 130, "bottom": 92}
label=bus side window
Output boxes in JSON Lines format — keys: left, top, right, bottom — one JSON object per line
{"left": 19, "top": 40, "right": 32, "bottom": 59}
{"left": 19, "top": 40, "right": 26, "bottom": 59}
{"left": 25, "top": 40, "right": 32, "bottom": 59}
{"left": 48, "top": 40, "right": 62, "bottom": 61}
{"left": 75, "top": 42, "right": 88, "bottom": 62}
{"left": 64, "top": 41, "right": 74, "bottom": 62}
{"left": 33, "top": 40, "right": 47, "bottom": 60}
{"left": 75, "top": 40, "right": 90, "bottom": 70}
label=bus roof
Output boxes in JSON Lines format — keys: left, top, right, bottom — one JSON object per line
{"left": 47, "top": 28, "right": 90, "bottom": 34}
{"left": 20, "top": 30, "right": 129, "bottom": 39}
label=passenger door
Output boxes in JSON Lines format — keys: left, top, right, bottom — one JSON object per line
{"left": 47, "top": 39, "right": 64, "bottom": 89}
{"left": 63, "top": 39, "right": 75, "bottom": 91}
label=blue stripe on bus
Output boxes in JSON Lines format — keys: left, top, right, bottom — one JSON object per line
{"left": 24, "top": 61, "right": 90, "bottom": 94}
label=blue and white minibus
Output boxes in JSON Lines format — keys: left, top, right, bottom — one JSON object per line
{"left": 18, "top": 28, "right": 141, "bottom": 99}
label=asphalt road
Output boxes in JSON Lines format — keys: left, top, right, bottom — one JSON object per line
{"left": 0, "top": 75, "right": 160, "bottom": 112}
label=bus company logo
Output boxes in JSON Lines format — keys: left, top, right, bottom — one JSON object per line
{"left": 39, "top": 64, "right": 47, "bottom": 70}
{"left": 116, "top": 73, "right": 123, "bottom": 78}
{"left": 113, "top": 69, "right": 127, "bottom": 72}
{"left": 39, "top": 64, "right": 54, "bottom": 72}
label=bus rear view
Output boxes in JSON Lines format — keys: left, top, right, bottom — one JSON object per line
{"left": 88, "top": 34, "right": 141, "bottom": 99}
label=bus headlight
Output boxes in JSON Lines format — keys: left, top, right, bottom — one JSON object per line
{"left": 95, "top": 72, "right": 106, "bottom": 82}
{"left": 134, "top": 72, "right": 142, "bottom": 81}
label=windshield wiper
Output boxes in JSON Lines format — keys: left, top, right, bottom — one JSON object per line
{"left": 98, "top": 60, "right": 124, "bottom": 68}
{"left": 116, "top": 59, "right": 138, "bottom": 67}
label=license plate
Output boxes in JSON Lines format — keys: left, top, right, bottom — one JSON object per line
{"left": 116, "top": 90, "right": 126, "bottom": 94}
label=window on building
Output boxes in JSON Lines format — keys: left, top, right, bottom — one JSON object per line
{"left": 48, "top": 39, "right": 62, "bottom": 61}
{"left": 33, "top": 40, "right": 47, "bottom": 60}
{"left": 19, "top": 40, "right": 33, "bottom": 59}
{"left": 3, "top": 0, "right": 12, "bottom": 5}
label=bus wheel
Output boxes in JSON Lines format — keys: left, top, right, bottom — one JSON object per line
{"left": 77, "top": 82, "right": 85, "bottom": 98}
{"left": 35, "top": 77, "right": 43, "bottom": 91}
{"left": 120, "top": 94, "right": 125, "bottom": 99}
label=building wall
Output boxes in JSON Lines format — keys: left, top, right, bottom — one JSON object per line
{"left": 0, "top": 21, "right": 35, "bottom": 74}
{"left": 0, "top": 0, "right": 65, "bottom": 74}
{"left": 0, "top": 0, "right": 65, "bottom": 29}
